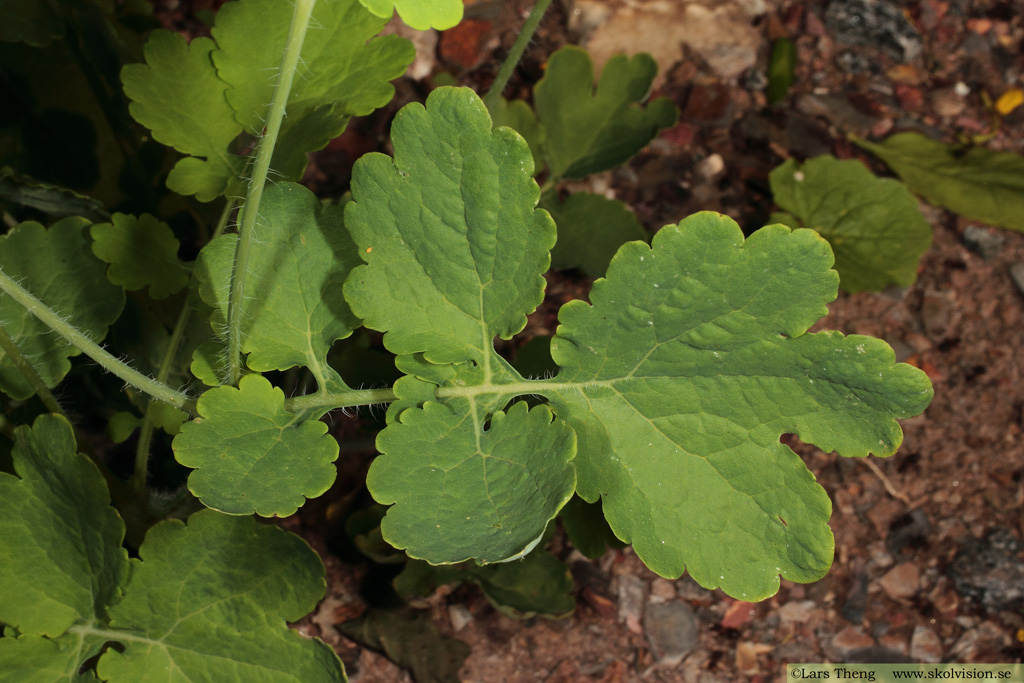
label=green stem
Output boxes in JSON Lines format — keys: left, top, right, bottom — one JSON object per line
{"left": 129, "top": 200, "right": 235, "bottom": 492}
{"left": 0, "top": 325, "right": 68, "bottom": 418}
{"left": 226, "top": 0, "right": 316, "bottom": 385}
{"left": 482, "top": 0, "right": 554, "bottom": 111}
{"left": 284, "top": 377, "right": 624, "bottom": 415}
{"left": 285, "top": 387, "right": 397, "bottom": 414}
{"left": 0, "top": 268, "right": 195, "bottom": 413}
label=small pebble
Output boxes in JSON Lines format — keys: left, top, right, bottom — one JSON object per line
{"left": 643, "top": 601, "right": 699, "bottom": 665}
{"left": 963, "top": 225, "right": 1005, "bottom": 261}
{"left": 879, "top": 563, "right": 920, "bottom": 599}
{"left": 909, "top": 626, "right": 943, "bottom": 662}
{"left": 1009, "top": 262, "right": 1024, "bottom": 297}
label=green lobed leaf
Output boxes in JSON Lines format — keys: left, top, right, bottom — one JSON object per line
{"left": 0, "top": 217, "right": 124, "bottom": 400}
{"left": 173, "top": 374, "right": 340, "bottom": 516}
{"left": 543, "top": 190, "right": 647, "bottom": 277}
{"left": 97, "top": 510, "right": 343, "bottom": 682}
{"left": 548, "top": 212, "right": 933, "bottom": 599}
{"left": 357, "top": 0, "right": 463, "bottom": 30}
{"left": 533, "top": 46, "right": 677, "bottom": 180}
{"left": 369, "top": 400, "right": 576, "bottom": 564}
{"left": 396, "top": 549, "right": 575, "bottom": 618}
{"left": 192, "top": 181, "right": 360, "bottom": 391}
{"left": 0, "top": 635, "right": 98, "bottom": 682}
{"left": 559, "top": 495, "right": 625, "bottom": 559}
{"left": 769, "top": 156, "right": 932, "bottom": 292}
{"left": 0, "top": 0, "right": 65, "bottom": 47}
{"left": 191, "top": 339, "right": 227, "bottom": 386}
{"left": 0, "top": 414, "right": 128, "bottom": 638}
{"left": 853, "top": 132, "right": 1024, "bottom": 232}
{"left": 121, "top": 30, "right": 246, "bottom": 201}
{"left": 0, "top": 416, "right": 343, "bottom": 680}
{"left": 0, "top": 167, "right": 109, "bottom": 222}
{"left": 339, "top": 607, "right": 468, "bottom": 683}
{"left": 90, "top": 213, "right": 191, "bottom": 299}
{"left": 212, "top": 0, "right": 414, "bottom": 134}
{"left": 344, "top": 86, "right": 554, "bottom": 366}
{"left": 488, "top": 97, "right": 546, "bottom": 175}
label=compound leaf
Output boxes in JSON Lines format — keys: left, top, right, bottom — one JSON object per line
{"left": 90, "top": 213, "right": 191, "bottom": 299}
{"left": 369, "top": 400, "right": 576, "bottom": 565}
{"left": 0, "top": 415, "right": 341, "bottom": 679}
{"left": 121, "top": 30, "right": 245, "bottom": 201}
{"left": 97, "top": 510, "right": 343, "bottom": 682}
{"left": 0, "top": 218, "right": 124, "bottom": 399}
{"left": 533, "top": 46, "right": 677, "bottom": 180}
{"left": 769, "top": 156, "right": 932, "bottom": 292}
{"left": 345, "top": 88, "right": 576, "bottom": 565}
{"left": 854, "top": 132, "right": 1024, "bottom": 232}
{"left": 548, "top": 212, "right": 933, "bottom": 599}
{"left": 173, "top": 374, "right": 340, "bottom": 516}
{"left": 344, "top": 86, "right": 554, "bottom": 366}
{"left": 212, "top": 0, "right": 414, "bottom": 133}
{"left": 192, "top": 182, "right": 360, "bottom": 391}
{"left": 357, "top": 0, "right": 463, "bottom": 30}
{"left": 0, "top": 414, "right": 127, "bottom": 639}
{"left": 346, "top": 90, "right": 930, "bottom": 600}
{"left": 544, "top": 191, "right": 647, "bottom": 277}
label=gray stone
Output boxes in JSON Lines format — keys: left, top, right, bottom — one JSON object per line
{"left": 836, "top": 50, "right": 875, "bottom": 75}
{"left": 616, "top": 574, "right": 645, "bottom": 631}
{"left": 963, "top": 225, "right": 1005, "bottom": 261}
{"left": 948, "top": 528, "right": 1024, "bottom": 612}
{"left": 825, "top": 0, "right": 923, "bottom": 62}
{"left": 1010, "top": 262, "right": 1024, "bottom": 298}
{"left": 643, "top": 600, "right": 699, "bottom": 665}
{"left": 448, "top": 604, "right": 473, "bottom": 632}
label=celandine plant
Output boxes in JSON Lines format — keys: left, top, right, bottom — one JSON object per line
{"left": 0, "top": 0, "right": 931, "bottom": 679}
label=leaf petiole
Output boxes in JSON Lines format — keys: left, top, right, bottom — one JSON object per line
{"left": 131, "top": 199, "right": 236, "bottom": 493}
{"left": 284, "top": 386, "right": 397, "bottom": 414}
{"left": 0, "top": 325, "right": 68, "bottom": 418}
{"left": 0, "top": 267, "right": 196, "bottom": 414}
{"left": 482, "top": 0, "right": 554, "bottom": 111}
{"left": 226, "top": 0, "right": 316, "bottom": 385}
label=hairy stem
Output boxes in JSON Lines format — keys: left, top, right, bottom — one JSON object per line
{"left": 130, "top": 199, "right": 236, "bottom": 492}
{"left": 226, "top": 0, "right": 316, "bottom": 385}
{"left": 285, "top": 387, "right": 397, "bottom": 414}
{"left": 482, "top": 0, "right": 553, "bottom": 111}
{"left": 0, "top": 268, "right": 195, "bottom": 413}
{"left": 0, "top": 325, "right": 68, "bottom": 418}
